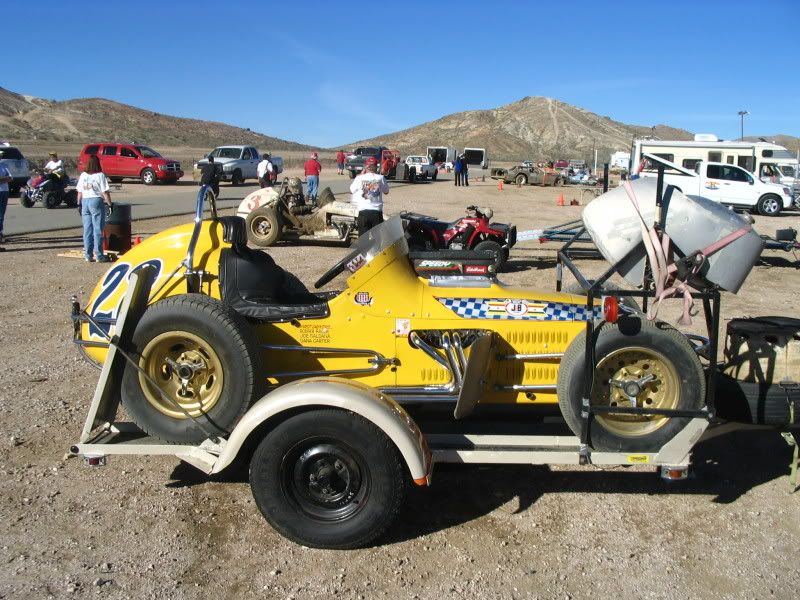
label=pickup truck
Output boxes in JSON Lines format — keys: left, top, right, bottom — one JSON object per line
{"left": 639, "top": 153, "right": 794, "bottom": 216}
{"left": 345, "top": 146, "right": 389, "bottom": 179}
{"left": 403, "top": 155, "right": 438, "bottom": 181}
{"left": 0, "top": 144, "right": 31, "bottom": 196}
{"left": 193, "top": 146, "right": 283, "bottom": 186}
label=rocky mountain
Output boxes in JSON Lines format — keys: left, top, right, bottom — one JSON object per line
{"left": 743, "top": 134, "right": 800, "bottom": 153}
{"left": 0, "top": 87, "right": 315, "bottom": 151}
{"left": 342, "top": 96, "right": 695, "bottom": 162}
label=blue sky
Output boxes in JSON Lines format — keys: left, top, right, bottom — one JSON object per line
{"left": 4, "top": 0, "right": 798, "bottom": 147}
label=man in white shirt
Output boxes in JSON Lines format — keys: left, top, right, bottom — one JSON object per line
{"left": 257, "top": 153, "right": 274, "bottom": 188}
{"left": 44, "top": 152, "right": 65, "bottom": 179}
{"left": 350, "top": 156, "right": 389, "bottom": 235}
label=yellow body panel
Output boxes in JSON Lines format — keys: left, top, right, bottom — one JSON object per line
{"left": 81, "top": 219, "right": 596, "bottom": 405}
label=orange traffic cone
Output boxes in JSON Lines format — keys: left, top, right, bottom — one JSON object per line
{"left": 498, "top": 180, "right": 504, "bottom": 191}
{"left": 557, "top": 193, "right": 565, "bottom": 206}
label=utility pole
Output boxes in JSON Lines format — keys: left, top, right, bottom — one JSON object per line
{"left": 737, "top": 110, "right": 749, "bottom": 140}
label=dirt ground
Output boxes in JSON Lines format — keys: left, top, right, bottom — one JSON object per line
{"left": 1, "top": 177, "right": 799, "bottom": 600}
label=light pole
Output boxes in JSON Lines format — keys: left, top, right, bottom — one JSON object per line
{"left": 737, "top": 110, "right": 749, "bottom": 140}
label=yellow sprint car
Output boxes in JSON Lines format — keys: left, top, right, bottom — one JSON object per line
{"left": 74, "top": 190, "right": 704, "bottom": 453}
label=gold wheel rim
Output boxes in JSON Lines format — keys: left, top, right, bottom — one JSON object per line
{"left": 138, "top": 331, "right": 223, "bottom": 419}
{"left": 592, "top": 346, "right": 679, "bottom": 437}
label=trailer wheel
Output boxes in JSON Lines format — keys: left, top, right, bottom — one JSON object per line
{"left": 249, "top": 409, "right": 406, "bottom": 549}
{"left": 557, "top": 317, "right": 704, "bottom": 452}
{"left": 121, "top": 294, "right": 263, "bottom": 443}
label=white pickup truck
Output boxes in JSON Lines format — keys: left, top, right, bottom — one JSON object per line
{"left": 639, "top": 153, "right": 794, "bottom": 216}
{"left": 404, "top": 155, "right": 438, "bottom": 180}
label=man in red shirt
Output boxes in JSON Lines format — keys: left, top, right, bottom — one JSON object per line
{"left": 336, "top": 150, "right": 346, "bottom": 175}
{"left": 304, "top": 152, "right": 322, "bottom": 203}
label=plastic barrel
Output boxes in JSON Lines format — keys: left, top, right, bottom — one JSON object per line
{"left": 103, "top": 202, "right": 132, "bottom": 254}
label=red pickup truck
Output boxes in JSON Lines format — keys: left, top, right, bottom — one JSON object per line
{"left": 77, "top": 143, "right": 183, "bottom": 185}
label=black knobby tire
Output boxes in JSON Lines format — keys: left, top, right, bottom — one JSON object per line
{"left": 141, "top": 168, "right": 156, "bottom": 185}
{"left": 757, "top": 194, "right": 782, "bottom": 216}
{"left": 231, "top": 169, "right": 243, "bottom": 186}
{"left": 20, "top": 193, "right": 35, "bottom": 208}
{"left": 515, "top": 173, "right": 527, "bottom": 186}
{"left": 249, "top": 409, "right": 407, "bottom": 549}
{"left": 63, "top": 190, "right": 79, "bottom": 208}
{"left": 562, "top": 280, "right": 641, "bottom": 312}
{"left": 121, "top": 294, "right": 264, "bottom": 443}
{"left": 43, "top": 191, "right": 60, "bottom": 209}
{"left": 556, "top": 317, "right": 705, "bottom": 452}
{"left": 474, "top": 239, "right": 507, "bottom": 271}
{"left": 245, "top": 206, "right": 282, "bottom": 246}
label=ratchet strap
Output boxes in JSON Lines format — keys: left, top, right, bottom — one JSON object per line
{"left": 622, "top": 181, "right": 751, "bottom": 325}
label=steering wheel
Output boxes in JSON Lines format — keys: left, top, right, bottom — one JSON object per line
{"left": 314, "top": 248, "right": 362, "bottom": 289}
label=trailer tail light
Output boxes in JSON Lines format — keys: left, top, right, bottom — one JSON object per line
{"left": 603, "top": 296, "right": 619, "bottom": 323}
{"left": 660, "top": 465, "right": 688, "bottom": 481}
{"left": 84, "top": 455, "right": 107, "bottom": 467}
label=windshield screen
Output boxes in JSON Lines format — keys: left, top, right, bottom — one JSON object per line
{"left": 210, "top": 148, "right": 242, "bottom": 159}
{"left": 136, "top": 146, "right": 162, "bottom": 158}
{"left": 338, "top": 216, "right": 406, "bottom": 277}
{"left": 355, "top": 147, "right": 380, "bottom": 156}
{"left": 408, "top": 156, "right": 424, "bottom": 163}
{"left": 0, "top": 148, "right": 24, "bottom": 160}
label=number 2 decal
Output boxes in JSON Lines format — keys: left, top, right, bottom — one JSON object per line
{"left": 88, "top": 259, "right": 162, "bottom": 338}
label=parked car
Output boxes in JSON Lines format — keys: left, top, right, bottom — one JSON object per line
{"left": 490, "top": 164, "right": 564, "bottom": 186}
{"left": 193, "top": 145, "right": 267, "bottom": 186}
{"left": 345, "top": 146, "right": 388, "bottom": 179}
{"left": 401, "top": 155, "right": 438, "bottom": 181}
{"left": 0, "top": 143, "right": 31, "bottom": 196}
{"left": 78, "top": 143, "right": 183, "bottom": 185}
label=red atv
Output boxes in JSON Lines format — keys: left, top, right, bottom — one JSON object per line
{"left": 400, "top": 205, "right": 517, "bottom": 270}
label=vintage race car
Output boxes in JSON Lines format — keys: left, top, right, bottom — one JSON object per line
{"left": 74, "top": 190, "right": 705, "bottom": 454}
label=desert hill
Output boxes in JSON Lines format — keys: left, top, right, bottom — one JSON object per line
{"left": 0, "top": 87, "right": 315, "bottom": 151}
{"left": 342, "top": 96, "right": 695, "bottom": 162}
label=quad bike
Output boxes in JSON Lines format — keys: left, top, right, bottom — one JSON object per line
{"left": 21, "top": 170, "right": 78, "bottom": 209}
{"left": 236, "top": 177, "right": 357, "bottom": 247}
{"left": 70, "top": 182, "right": 770, "bottom": 549}
{"left": 401, "top": 205, "right": 517, "bottom": 270}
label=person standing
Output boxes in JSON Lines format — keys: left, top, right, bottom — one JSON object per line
{"left": 350, "top": 156, "right": 388, "bottom": 235}
{"left": 461, "top": 154, "right": 470, "bottom": 186}
{"left": 257, "top": 153, "right": 274, "bottom": 188}
{"left": 76, "top": 155, "right": 112, "bottom": 263}
{"left": 304, "top": 152, "right": 322, "bottom": 203}
{"left": 0, "top": 161, "right": 11, "bottom": 245}
{"left": 199, "top": 155, "right": 221, "bottom": 198}
{"left": 336, "top": 149, "right": 346, "bottom": 175}
{"left": 453, "top": 155, "right": 463, "bottom": 186}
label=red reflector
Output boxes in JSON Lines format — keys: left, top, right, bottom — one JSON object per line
{"left": 603, "top": 296, "right": 619, "bottom": 323}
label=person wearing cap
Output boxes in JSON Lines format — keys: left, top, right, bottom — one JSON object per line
{"left": 350, "top": 156, "right": 389, "bottom": 236}
{"left": 336, "top": 149, "right": 346, "bottom": 175}
{"left": 44, "top": 151, "right": 65, "bottom": 183}
{"left": 257, "top": 152, "right": 274, "bottom": 188}
{"left": 304, "top": 152, "right": 322, "bottom": 203}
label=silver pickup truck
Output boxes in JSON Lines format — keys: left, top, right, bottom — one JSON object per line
{"left": 193, "top": 145, "right": 283, "bottom": 186}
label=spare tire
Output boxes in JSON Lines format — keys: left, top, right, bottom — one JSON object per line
{"left": 121, "top": 294, "right": 264, "bottom": 443}
{"left": 556, "top": 317, "right": 704, "bottom": 452}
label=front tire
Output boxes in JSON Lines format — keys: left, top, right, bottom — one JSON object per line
{"left": 557, "top": 317, "right": 705, "bottom": 452}
{"left": 249, "top": 409, "right": 406, "bottom": 549}
{"left": 120, "top": 294, "right": 263, "bottom": 443}
{"left": 141, "top": 168, "right": 156, "bottom": 185}
{"left": 63, "top": 190, "right": 78, "bottom": 208}
{"left": 515, "top": 174, "right": 528, "bottom": 186}
{"left": 245, "top": 205, "right": 282, "bottom": 246}
{"left": 20, "top": 193, "right": 34, "bottom": 208}
{"left": 231, "top": 169, "right": 243, "bottom": 186}
{"left": 757, "top": 194, "right": 782, "bottom": 216}
{"left": 432, "top": 170, "right": 438, "bottom": 181}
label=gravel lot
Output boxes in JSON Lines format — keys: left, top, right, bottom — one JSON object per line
{"left": 1, "top": 176, "right": 798, "bottom": 599}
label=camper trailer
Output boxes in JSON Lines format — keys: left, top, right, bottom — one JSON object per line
{"left": 609, "top": 151, "right": 630, "bottom": 170}
{"left": 462, "top": 147, "right": 488, "bottom": 169}
{"left": 426, "top": 146, "right": 456, "bottom": 166}
{"left": 630, "top": 135, "right": 793, "bottom": 178}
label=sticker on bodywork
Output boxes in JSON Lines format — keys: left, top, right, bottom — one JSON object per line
{"left": 437, "top": 297, "right": 601, "bottom": 321}
{"left": 394, "top": 318, "right": 411, "bottom": 337}
{"left": 354, "top": 291, "right": 373, "bottom": 306}
{"left": 346, "top": 254, "right": 367, "bottom": 273}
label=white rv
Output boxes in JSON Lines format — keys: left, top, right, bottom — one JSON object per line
{"left": 462, "top": 147, "right": 488, "bottom": 169}
{"left": 630, "top": 134, "right": 794, "bottom": 178}
{"left": 426, "top": 146, "right": 456, "bottom": 166}
{"left": 609, "top": 151, "right": 630, "bottom": 169}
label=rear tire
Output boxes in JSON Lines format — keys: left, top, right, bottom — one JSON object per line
{"left": 432, "top": 170, "right": 438, "bottom": 181}
{"left": 63, "top": 190, "right": 79, "bottom": 208}
{"left": 231, "top": 169, "right": 243, "bottom": 186}
{"left": 515, "top": 174, "right": 527, "bottom": 186}
{"left": 245, "top": 206, "right": 282, "bottom": 246}
{"left": 43, "top": 191, "right": 60, "bottom": 209}
{"left": 557, "top": 317, "right": 705, "bottom": 452}
{"left": 474, "top": 239, "right": 507, "bottom": 271}
{"left": 249, "top": 409, "right": 406, "bottom": 549}
{"left": 121, "top": 294, "right": 263, "bottom": 443}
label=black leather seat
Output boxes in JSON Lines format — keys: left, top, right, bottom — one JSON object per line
{"left": 217, "top": 216, "right": 330, "bottom": 321}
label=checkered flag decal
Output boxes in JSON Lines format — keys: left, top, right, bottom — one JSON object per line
{"left": 437, "top": 297, "right": 601, "bottom": 321}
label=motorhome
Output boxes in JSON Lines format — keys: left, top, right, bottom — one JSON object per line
{"left": 426, "top": 146, "right": 456, "bottom": 166}
{"left": 462, "top": 147, "right": 488, "bottom": 169}
{"left": 609, "top": 151, "right": 630, "bottom": 170}
{"left": 630, "top": 134, "right": 794, "bottom": 178}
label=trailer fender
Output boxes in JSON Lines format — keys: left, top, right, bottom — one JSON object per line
{"left": 211, "top": 377, "right": 432, "bottom": 483}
